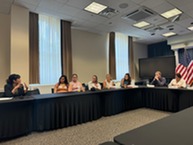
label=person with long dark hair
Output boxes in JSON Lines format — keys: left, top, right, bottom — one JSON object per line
{"left": 4, "top": 74, "right": 28, "bottom": 97}
{"left": 121, "top": 73, "right": 131, "bottom": 88}
{"left": 54, "top": 75, "right": 69, "bottom": 93}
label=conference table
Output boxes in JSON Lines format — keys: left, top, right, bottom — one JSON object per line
{"left": 0, "top": 96, "right": 34, "bottom": 140}
{"left": 0, "top": 87, "right": 193, "bottom": 140}
{"left": 114, "top": 106, "right": 193, "bottom": 145}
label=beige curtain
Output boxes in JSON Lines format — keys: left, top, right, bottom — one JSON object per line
{"left": 61, "top": 20, "right": 72, "bottom": 80}
{"left": 29, "top": 12, "right": 39, "bottom": 84}
{"left": 129, "top": 36, "right": 134, "bottom": 79}
{"left": 109, "top": 32, "right": 116, "bottom": 79}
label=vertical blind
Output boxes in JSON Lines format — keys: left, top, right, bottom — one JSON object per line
{"left": 39, "top": 14, "right": 61, "bottom": 84}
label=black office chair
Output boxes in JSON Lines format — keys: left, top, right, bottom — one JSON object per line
{"left": 99, "top": 141, "right": 119, "bottom": 145}
{"left": 51, "top": 88, "right": 54, "bottom": 93}
{"left": 26, "top": 89, "right": 40, "bottom": 95}
{"left": 82, "top": 83, "right": 89, "bottom": 91}
{"left": 0, "top": 92, "right": 5, "bottom": 97}
{"left": 99, "top": 82, "right": 103, "bottom": 89}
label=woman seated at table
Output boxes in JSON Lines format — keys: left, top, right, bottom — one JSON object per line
{"left": 88, "top": 75, "right": 101, "bottom": 91}
{"left": 121, "top": 73, "right": 131, "bottom": 88}
{"left": 103, "top": 74, "right": 115, "bottom": 89}
{"left": 54, "top": 75, "right": 69, "bottom": 93}
{"left": 68, "top": 74, "right": 84, "bottom": 92}
{"left": 4, "top": 74, "right": 28, "bottom": 97}
{"left": 168, "top": 73, "right": 186, "bottom": 88}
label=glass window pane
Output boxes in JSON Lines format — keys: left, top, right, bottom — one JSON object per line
{"left": 39, "top": 14, "right": 61, "bottom": 84}
{"left": 115, "top": 32, "right": 129, "bottom": 80}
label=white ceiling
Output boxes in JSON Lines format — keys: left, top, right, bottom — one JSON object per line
{"left": 1, "top": 0, "right": 193, "bottom": 44}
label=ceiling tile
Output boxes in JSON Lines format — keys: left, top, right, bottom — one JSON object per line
{"left": 176, "top": 17, "right": 193, "bottom": 27}
{"left": 95, "top": 0, "right": 139, "bottom": 13}
{"left": 140, "top": 0, "right": 165, "bottom": 9}
{"left": 57, "top": 4, "right": 82, "bottom": 17}
{"left": 74, "top": 10, "right": 108, "bottom": 23}
{"left": 15, "top": 0, "right": 41, "bottom": 6}
{"left": 185, "top": 9, "right": 193, "bottom": 18}
{"left": 151, "top": 1, "right": 174, "bottom": 14}
{"left": 38, "top": 0, "right": 67, "bottom": 11}
{"left": 130, "top": 0, "right": 146, "bottom": 4}
{"left": 66, "top": 0, "right": 92, "bottom": 9}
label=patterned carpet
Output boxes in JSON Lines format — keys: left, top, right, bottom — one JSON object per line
{"left": 0, "top": 108, "right": 171, "bottom": 145}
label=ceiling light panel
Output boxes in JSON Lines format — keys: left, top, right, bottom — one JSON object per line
{"left": 133, "top": 21, "right": 150, "bottom": 28}
{"left": 188, "top": 26, "right": 193, "bottom": 31}
{"left": 161, "top": 8, "right": 182, "bottom": 19}
{"left": 84, "top": 2, "right": 107, "bottom": 14}
{"left": 162, "top": 32, "right": 176, "bottom": 37}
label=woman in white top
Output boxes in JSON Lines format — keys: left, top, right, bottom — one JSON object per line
{"left": 168, "top": 73, "right": 186, "bottom": 88}
{"left": 68, "top": 74, "right": 84, "bottom": 92}
{"left": 103, "top": 74, "right": 115, "bottom": 89}
{"left": 88, "top": 75, "right": 101, "bottom": 90}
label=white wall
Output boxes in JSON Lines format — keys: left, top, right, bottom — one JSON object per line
{"left": 71, "top": 29, "right": 108, "bottom": 83}
{"left": 133, "top": 42, "right": 148, "bottom": 81}
{"left": 10, "top": 5, "right": 29, "bottom": 84}
{"left": 0, "top": 13, "right": 10, "bottom": 89}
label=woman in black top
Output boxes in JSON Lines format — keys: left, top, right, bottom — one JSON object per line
{"left": 4, "top": 74, "right": 28, "bottom": 97}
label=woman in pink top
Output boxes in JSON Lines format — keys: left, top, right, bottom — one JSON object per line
{"left": 68, "top": 74, "right": 84, "bottom": 92}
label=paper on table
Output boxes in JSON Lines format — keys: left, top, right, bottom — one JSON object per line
{"left": 0, "top": 97, "right": 13, "bottom": 101}
{"left": 147, "top": 84, "right": 155, "bottom": 88}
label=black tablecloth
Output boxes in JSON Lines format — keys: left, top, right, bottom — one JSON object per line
{"left": 0, "top": 96, "right": 34, "bottom": 140}
{"left": 142, "top": 87, "right": 179, "bottom": 112}
{"left": 114, "top": 106, "right": 193, "bottom": 145}
{"left": 101, "top": 88, "right": 143, "bottom": 116}
{"left": 178, "top": 89, "right": 193, "bottom": 111}
{"left": 1, "top": 87, "right": 193, "bottom": 140}
{"left": 33, "top": 92, "right": 102, "bottom": 131}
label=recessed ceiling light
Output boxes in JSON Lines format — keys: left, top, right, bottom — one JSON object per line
{"left": 161, "top": 8, "right": 182, "bottom": 19}
{"left": 84, "top": 2, "right": 107, "bottom": 14}
{"left": 188, "top": 26, "right": 193, "bottom": 31}
{"left": 133, "top": 21, "right": 150, "bottom": 28}
{"left": 162, "top": 32, "right": 176, "bottom": 37}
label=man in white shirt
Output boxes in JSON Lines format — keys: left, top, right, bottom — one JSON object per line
{"left": 168, "top": 73, "right": 186, "bottom": 88}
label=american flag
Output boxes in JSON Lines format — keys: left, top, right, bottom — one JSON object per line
{"left": 176, "top": 49, "right": 193, "bottom": 85}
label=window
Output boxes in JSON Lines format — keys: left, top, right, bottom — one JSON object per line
{"left": 115, "top": 32, "right": 129, "bottom": 80}
{"left": 39, "top": 14, "right": 61, "bottom": 84}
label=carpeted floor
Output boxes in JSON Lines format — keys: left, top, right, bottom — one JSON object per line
{"left": 0, "top": 108, "right": 171, "bottom": 145}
